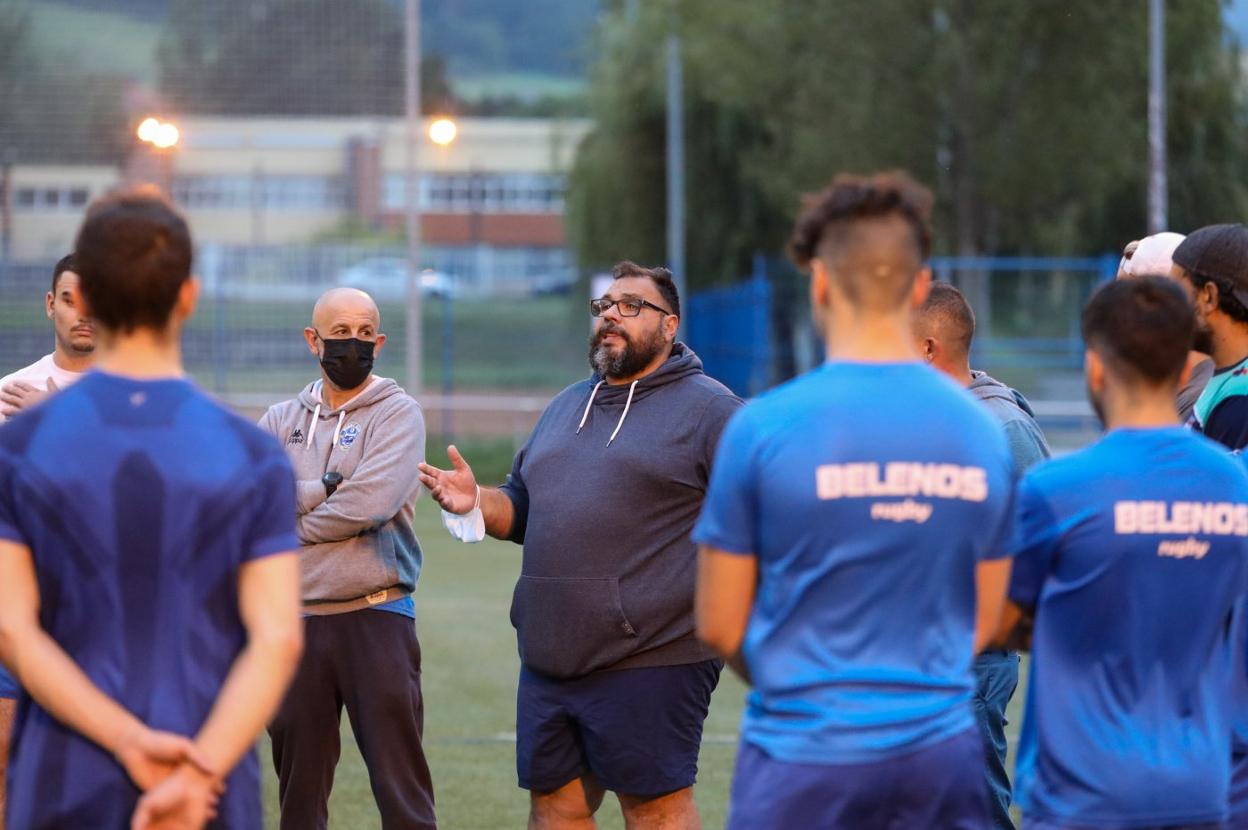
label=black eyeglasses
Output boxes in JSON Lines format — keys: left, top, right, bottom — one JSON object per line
{"left": 590, "top": 297, "right": 672, "bottom": 317}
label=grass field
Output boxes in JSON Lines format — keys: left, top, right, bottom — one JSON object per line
{"left": 258, "top": 495, "right": 1028, "bottom": 829}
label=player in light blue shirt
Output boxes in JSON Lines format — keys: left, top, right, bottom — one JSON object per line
{"left": 997, "top": 276, "right": 1248, "bottom": 830}
{"left": 694, "top": 171, "right": 1016, "bottom": 830}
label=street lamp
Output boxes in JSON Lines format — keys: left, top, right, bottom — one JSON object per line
{"left": 137, "top": 117, "right": 179, "bottom": 150}
{"left": 136, "top": 117, "right": 180, "bottom": 195}
{"left": 429, "top": 118, "right": 457, "bottom": 147}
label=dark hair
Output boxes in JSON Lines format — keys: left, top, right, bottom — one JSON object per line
{"left": 917, "top": 281, "right": 975, "bottom": 355}
{"left": 51, "top": 253, "right": 77, "bottom": 293}
{"left": 1183, "top": 270, "right": 1248, "bottom": 324}
{"left": 788, "top": 170, "right": 934, "bottom": 269}
{"left": 74, "top": 187, "right": 193, "bottom": 333}
{"left": 1081, "top": 275, "right": 1194, "bottom": 384}
{"left": 611, "top": 261, "right": 680, "bottom": 318}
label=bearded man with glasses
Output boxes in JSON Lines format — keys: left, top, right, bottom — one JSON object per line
{"left": 421, "top": 261, "right": 742, "bottom": 830}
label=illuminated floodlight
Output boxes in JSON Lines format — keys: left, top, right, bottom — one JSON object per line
{"left": 429, "top": 118, "right": 458, "bottom": 146}
{"left": 153, "top": 122, "right": 180, "bottom": 149}
{"left": 137, "top": 117, "right": 161, "bottom": 143}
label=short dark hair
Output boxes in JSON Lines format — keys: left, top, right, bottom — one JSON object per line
{"left": 611, "top": 261, "right": 680, "bottom": 318}
{"left": 917, "top": 281, "right": 976, "bottom": 356}
{"left": 51, "top": 253, "right": 77, "bottom": 293}
{"left": 74, "top": 187, "right": 193, "bottom": 334}
{"left": 1182, "top": 269, "right": 1248, "bottom": 325}
{"left": 788, "top": 170, "right": 934, "bottom": 268}
{"left": 1081, "top": 275, "right": 1194, "bottom": 385}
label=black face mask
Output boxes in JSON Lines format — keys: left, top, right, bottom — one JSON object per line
{"left": 317, "top": 334, "right": 375, "bottom": 390}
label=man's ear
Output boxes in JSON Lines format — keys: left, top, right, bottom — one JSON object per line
{"left": 1199, "top": 280, "right": 1220, "bottom": 317}
{"left": 176, "top": 277, "right": 201, "bottom": 322}
{"left": 810, "top": 260, "right": 831, "bottom": 311}
{"left": 665, "top": 313, "right": 679, "bottom": 343}
{"left": 45, "top": 291, "right": 55, "bottom": 320}
{"left": 1085, "top": 348, "right": 1105, "bottom": 396}
{"left": 922, "top": 336, "right": 938, "bottom": 363}
{"left": 304, "top": 327, "right": 320, "bottom": 356}
{"left": 373, "top": 332, "right": 387, "bottom": 356}
{"left": 910, "top": 266, "right": 932, "bottom": 309}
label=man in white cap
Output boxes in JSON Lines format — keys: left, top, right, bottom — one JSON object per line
{"left": 1118, "top": 231, "right": 1212, "bottom": 422}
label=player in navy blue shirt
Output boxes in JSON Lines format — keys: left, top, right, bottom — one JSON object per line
{"left": 0, "top": 189, "right": 304, "bottom": 829}
{"left": 694, "top": 172, "right": 1016, "bottom": 829}
{"left": 996, "top": 276, "right": 1248, "bottom": 830}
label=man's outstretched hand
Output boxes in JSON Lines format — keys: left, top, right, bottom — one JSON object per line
{"left": 418, "top": 445, "right": 479, "bottom": 515}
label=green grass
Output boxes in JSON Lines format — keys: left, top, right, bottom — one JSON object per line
{"left": 454, "top": 72, "right": 586, "bottom": 102}
{"left": 257, "top": 497, "right": 1028, "bottom": 829}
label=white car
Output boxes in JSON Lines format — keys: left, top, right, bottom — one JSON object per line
{"left": 337, "top": 258, "right": 455, "bottom": 299}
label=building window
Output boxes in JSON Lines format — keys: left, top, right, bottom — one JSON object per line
{"left": 171, "top": 175, "right": 346, "bottom": 211}
{"left": 12, "top": 186, "right": 91, "bottom": 212}
{"left": 382, "top": 173, "right": 567, "bottom": 213}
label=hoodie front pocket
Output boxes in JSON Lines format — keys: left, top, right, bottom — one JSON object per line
{"left": 510, "top": 575, "right": 638, "bottom": 679}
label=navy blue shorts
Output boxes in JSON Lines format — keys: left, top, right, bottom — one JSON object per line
{"left": 0, "top": 664, "right": 18, "bottom": 699}
{"left": 727, "top": 729, "right": 989, "bottom": 830}
{"left": 516, "top": 660, "right": 720, "bottom": 796}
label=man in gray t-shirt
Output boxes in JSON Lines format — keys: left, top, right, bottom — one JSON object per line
{"left": 914, "top": 281, "right": 1051, "bottom": 830}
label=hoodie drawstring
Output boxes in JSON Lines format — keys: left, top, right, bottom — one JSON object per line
{"left": 576, "top": 381, "right": 604, "bottom": 434}
{"left": 305, "top": 403, "right": 321, "bottom": 451}
{"left": 606, "top": 380, "right": 638, "bottom": 447}
{"left": 330, "top": 410, "right": 346, "bottom": 450}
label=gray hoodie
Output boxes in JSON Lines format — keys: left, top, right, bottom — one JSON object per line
{"left": 969, "top": 371, "right": 1051, "bottom": 473}
{"left": 501, "top": 343, "right": 743, "bottom": 679}
{"left": 259, "top": 376, "right": 425, "bottom": 614}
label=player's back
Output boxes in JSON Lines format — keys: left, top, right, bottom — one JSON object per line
{"left": 721, "top": 361, "right": 1014, "bottom": 764}
{"left": 0, "top": 371, "right": 295, "bottom": 829}
{"left": 1012, "top": 427, "right": 1248, "bottom": 826}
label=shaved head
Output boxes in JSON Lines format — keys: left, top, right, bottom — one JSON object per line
{"left": 312, "top": 287, "right": 380, "bottom": 331}
{"left": 914, "top": 282, "right": 975, "bottom": 358}
{"left": 789, "top": 171, "right": 934, "bottom": 314}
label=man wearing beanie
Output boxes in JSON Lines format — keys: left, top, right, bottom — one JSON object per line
{"left": 1171, "top": 223, "right": 1248, "bottom": 449}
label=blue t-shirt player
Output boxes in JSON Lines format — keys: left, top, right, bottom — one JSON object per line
{"left": 695, "top": 171, "right": 1017, "bottom": 830}
{"left": 999, "top": 276, "right": 1248, "bottom": 830}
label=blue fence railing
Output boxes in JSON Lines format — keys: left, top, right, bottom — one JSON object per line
{"left": 687, "top": 254, "right": 1121, "bottom": 398}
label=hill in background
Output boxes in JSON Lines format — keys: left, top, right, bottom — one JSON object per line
{"left": 24, "top": 0, "right": 598, "bottom": 105}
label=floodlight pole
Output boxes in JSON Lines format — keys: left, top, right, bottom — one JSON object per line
{"left": 404, "top": 0, "right": 424, "bottom": 395}
{"left": 1147, "top": 0, "right": 1167, "bottom": 234}
{"left": 666, "top": 33, "right": 686, "bottom": 338}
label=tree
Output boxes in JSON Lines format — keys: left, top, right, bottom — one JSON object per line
{"left": 568, "top": 0, "right": 1248, "bottom": 288}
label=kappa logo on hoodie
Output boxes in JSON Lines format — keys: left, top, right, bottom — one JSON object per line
{"left": 287, "top": 428, "right": 305, "bottom": 446}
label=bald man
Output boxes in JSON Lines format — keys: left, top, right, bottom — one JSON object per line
{"left": 913, "top": 281, "right": 1049, "bottom": 830}
{"left": 259, "top": 288, "right": 436, "bottom": 830}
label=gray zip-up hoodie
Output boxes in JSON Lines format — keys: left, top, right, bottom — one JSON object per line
{"left": 259, "top": 376, "right": 425, "bottom": 614}
{"left": 969, "top": 370, "right": 1051, "bottom": 473}
{"left": 500, "top": 343, "right": 743, "bottom": 679}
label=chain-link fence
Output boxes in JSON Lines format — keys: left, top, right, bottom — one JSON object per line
{"left": 0, "top": 0, "right": 597, "bottom": 442}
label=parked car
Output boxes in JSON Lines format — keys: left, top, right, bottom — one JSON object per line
{"left": 337, "top": 258, "right": 456, "bottom": 299}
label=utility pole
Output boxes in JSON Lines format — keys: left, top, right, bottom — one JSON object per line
{"left": 665, "top": 33, "right": 686, "bottom": 336}
{"left": 404, "top": 0, "right": 424, "bottom": 394}
{"left": 1148, "top": 0, "right": 1167, "bottom": 233}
